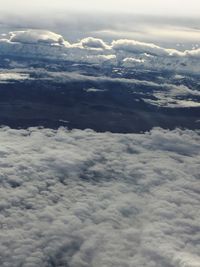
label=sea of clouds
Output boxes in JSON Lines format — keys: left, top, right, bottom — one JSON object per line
{"left": 0, "top": 30, "right": 200, "bottom": 74}
{"left": 0, "top": 127, "right": 200, "bottom": 267}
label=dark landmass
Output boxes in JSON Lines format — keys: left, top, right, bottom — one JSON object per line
{"left": 0, "top": 79, "right": 199, "bottom": 133}
{"left": 0, "top": 56, "right": 199, "bottom": 133}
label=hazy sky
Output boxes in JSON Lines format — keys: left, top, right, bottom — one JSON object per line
{"left": 0, "top": 0, "right": 199, "bottom": 47}
{"left": 1, "top": 0, "right": 200, "bottom": 16}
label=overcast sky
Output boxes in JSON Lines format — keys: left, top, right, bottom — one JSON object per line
{"left": 1, "top": 0, "right": 200, "bottom": 16}
{"left": 0, "top": 0, "right": 199, "bottom": 46}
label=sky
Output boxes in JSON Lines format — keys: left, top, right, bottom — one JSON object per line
{"left": 1, "top": 0, "right": 200, "bottom": 16}
{"left": 0, "top": 0, "right": 200, "bottom": 47}
{"left": 0, "top": 2, "right": 200, "bottom": 266}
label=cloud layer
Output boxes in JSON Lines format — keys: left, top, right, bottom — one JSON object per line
{"left": 0, "top": 127, "right": 200, "bottom": 267}
{"left": 0, "top": 30, "right": 200, "bottom": 74}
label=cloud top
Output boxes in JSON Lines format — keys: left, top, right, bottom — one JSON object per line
{"left": 0, "top": 29, "right": 200, "bottom": 73}
{"left": 112, "top": 39, "right": 168, "bottom": 56}
{"left": 8, "top": 30, "right": 65, "bottom": 45}
{"left": 78, "top": 37, "right": 109, "bottom": 50}
{"left": 0, "top": 127, "right": 200, "bottom": 267}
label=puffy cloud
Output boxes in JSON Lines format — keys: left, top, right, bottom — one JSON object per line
{"left": 0, "top": 127, "right": 200, "bottom": 267}
{"left": 0, "top": 29, "right": 200, "bottom": 73}
{"left": 111, "top": 39, "right": 200, "bottom": 58}
{"left": 76, "top": 37, "right": 110, "bottom": 50}
{"left": 183, "top": 48, "right": 200, "bottom": 58}
{"left": 8, "top": 30, "right": 65, "bottom": 45}
{"left": 112, "top": 39, "right": 169, "bottom": 56}
{"left": 123, "top": 57, "right": 145, "bottom": 63}
{"left": 122, "top": 57, "right": 145, "bottom": 67}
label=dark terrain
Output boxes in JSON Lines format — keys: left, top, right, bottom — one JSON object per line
{"left": 0, "top": 57, "right": 199, "bottom": 133}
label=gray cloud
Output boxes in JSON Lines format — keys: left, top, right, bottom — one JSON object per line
{"left": 0, "top": 127, "right": 200, "bottom": 267}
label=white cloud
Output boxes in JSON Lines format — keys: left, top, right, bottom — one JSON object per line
{"left": 112, "top": 39, "right": 168, "bottom": 56}
{"left": 0, "top": 127, "right": 200, "bottom": 267}
{"left": 76, "top": 37, "right": 110, "bottom": 50}
{"left": 122, "top": 57, "right": 145, "bottom": 67}
{"left": 184, "top": 48, "right": 200, "bottom": 58}
{"left": 143, "top": 84, "right": 200, "bottom": 108}
{"left": 85, "top": 88, "right": 107, "bottom": 93}
{"left": 0, "top": 30, "right": 200, "bottom": 74}
{"left": 0, "top": 72, "right": 30, "bottom": 81}
{"left": 111, "top": 39, "right": 200, "bottom": 58}
{"left": 9, "top": 30, "right": 65, "bottom": 45}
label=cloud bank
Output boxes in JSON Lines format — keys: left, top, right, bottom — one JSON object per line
{"left": 0, "top": 30, "right": 200, "bottom": 74}
{"left": 0, "top": 127, "right": 200, "bottom": 267}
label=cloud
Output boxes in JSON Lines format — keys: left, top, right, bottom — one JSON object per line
{"left": 76, "top": 37, "right": 110, "bottom": 50}
{"left": 80, "top": 54, "right": 117, "bottom": 65}
{"left": 85, "top": 88, "right": 107, "bottom": 93}
{"left": 8, "top": 30, "right": 65, "bottom": 45}
{"left": 0, "top": 10, "right": 199, "bottom": 47}
{"left": 0, "top": 29, "right": 200, "bottom": 74}
{"left": 112, "top": 39, "right": 169, "bottom": 56}
{"left": 143, "top": 84, "right": 200, "bottom": 108}
{"left": 122, "top": 57, "right": 145, "bottom": 66}
{"left": 0, "top": 127, "right": 200, "bottom": 267}
{"left": 184, "top": 48, "right": 200, "bottom": 58}
{"left": 0, "top": 72, "right": 30, "bottom": 81}
{"left": 111, "top": 38, "right": 200, "bottom": 58}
